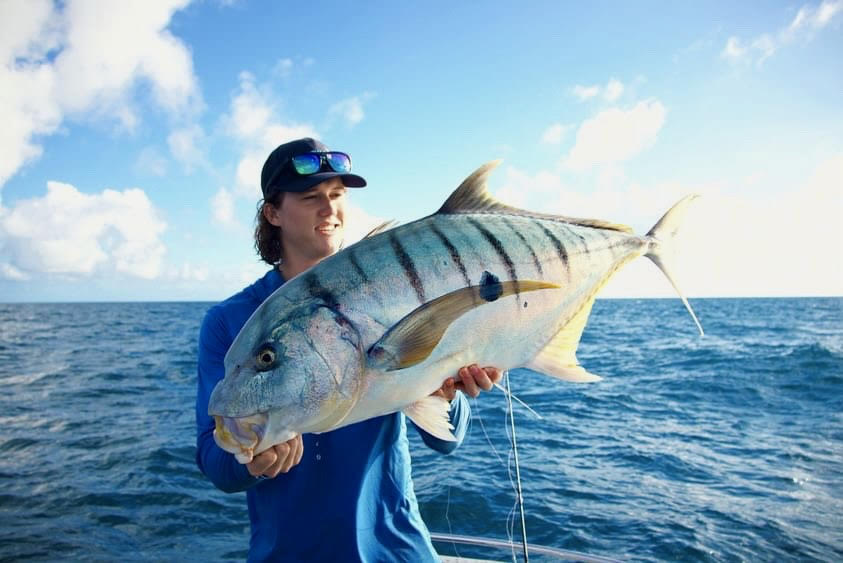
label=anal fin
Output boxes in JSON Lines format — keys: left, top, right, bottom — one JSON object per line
{"left": 526, "top": 295, "right": 602, "bottom": 383}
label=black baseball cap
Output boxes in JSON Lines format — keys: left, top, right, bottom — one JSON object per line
{"left": 260, "top": 137, "right": 367, "bottom": 199}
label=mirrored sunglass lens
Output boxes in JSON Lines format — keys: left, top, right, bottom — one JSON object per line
{"left": 292, "top": 154, "right": 321, "bottom": 175}
{"left": 326, "top": 152, "right": 351, "bottom": 173}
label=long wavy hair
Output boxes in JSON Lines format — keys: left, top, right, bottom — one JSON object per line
{"left": 254, "top": 193, "right": 285, "bottom": 265}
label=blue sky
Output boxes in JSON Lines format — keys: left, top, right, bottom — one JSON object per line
{"left": 1, "top": 0, "right": 841, "bottom": 302}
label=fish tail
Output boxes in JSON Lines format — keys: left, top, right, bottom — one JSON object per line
{"left": 645, "top": 195, "right": 705, "bottom": 336}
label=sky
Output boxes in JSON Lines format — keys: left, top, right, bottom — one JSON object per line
{"left": 0, "top": 0, "right": 841, "bottom": 302}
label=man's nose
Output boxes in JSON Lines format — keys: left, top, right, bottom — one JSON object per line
{"left": 317, "top": 195, "right": 337, "bottom": 216}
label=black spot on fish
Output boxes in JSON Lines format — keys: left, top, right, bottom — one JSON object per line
{"left": 430, "top": 223, "right": 471, "bottom": 288}
{"left": 305, "top": 271, "right": 338, "bottom": 308}
{"left": 524, "top": 301, "right": 528, "bottom": 308}
{"left": 389, "top": 231, "right": 425, "bottom": 303}
{"left": 467, "top": 218, "right": 519, "bottom": 287}
{"left": 479, "top": 270, "right": 503, "bottom": 302}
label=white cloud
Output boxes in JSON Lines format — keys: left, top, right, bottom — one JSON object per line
{"left": 790, "top": 0, "right": 843, "bottom": 30}
{"left": 0, "top": 0, "right": 62, "bottom": 187}
{"left": 328, "top": 93, "right": 375, "bottom": 128}
{"left": 343, "top": 202, "right": 388, "bottom": 247}
{"left": 486, "top": 154, "right": 843, "bottom": 298}
{"left": 166, "top": 262, "right": 210, "bottom": 282}
{"left": 660, "top": 154, "right": 843, "bottom": 298}
{"left": 0, "top": 262, "right": 29, "bottom": 281}
{"left": 0, "top": 0, "right": 200, "bottom": 188}
{"left": 275, "top": 58, "right": 293, "bottom": 78}
{"left": 565, "top": 100, "right": 666, "bottom": 171}
{"left": 721, "top": 37, "right": 747, "bottom": 62}
{"left": 0, "top": 181, "right": 167, "bottom": 279}
{"left": 572, "top": 79, "right": 625, "bottom": 102}
{"left": 224, "top": 72, "right": 275, "bottom": 140}
{"left": 135, "top": 146, "right": 168, "bottom": 176}
{"left": 168, "top": 124, "right": 206, "bottom": 170}
{"left": 223, "top": 72, "right": 316, "bottom": 198}
{"left": 211, "top": 187, "right": 239, "bottom": 229}
{"left": 492, "top": 167, "right": 568, "bottom": 210}
{"left": 722, "top": 1, "right": 842, "bottom": 65}
{"left": 541, "top": 123, "right": 569, "bottom": 145}
{"left": 572, "top": 84, "right": 600, "bottom": 101}
{"left": 604, "top": 78, "right": 624, "bottom": 102}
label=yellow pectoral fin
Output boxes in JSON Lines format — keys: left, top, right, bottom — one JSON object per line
{"left": 367, "top": 276, "right": 560, "bottom": 371}
{"left": 526, "top": 295, "right": 602, "bottom": 383}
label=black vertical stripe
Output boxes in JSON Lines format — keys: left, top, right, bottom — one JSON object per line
{"left": 536, "top": 220, "right": 569, "bottom": 268}
{"left": 466, "top": 218, "right": 518, "bottom": 283}
{"left": 389, "top": 231, "right": 426, "bottom": 303}
{"left": 305, "top": 271, "right": 338, "bottom": 308}
{"left": 577, "top": 232, "right": 590, "bottom": 254}
{"left": 348, "top": 248, "right": 370, "bottom": 284}
{"left": 503, "top": 218, "right": 543, "bottom": 276}
{"left": 430, "top": 223, "right": 472, "bottom": 287}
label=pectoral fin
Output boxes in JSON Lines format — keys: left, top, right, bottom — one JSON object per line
{"left": 526, "top": 295, "right": 602, "bottom": 382}
{"left": 403, "top": 395, "right": 455, "bottom": 441}
{"left": 367, "top": 276, "right": 560, "bottom": 371}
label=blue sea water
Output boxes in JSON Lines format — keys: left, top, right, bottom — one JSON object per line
{"left": 0, "top": 297, "right": 840, "bottom": 561}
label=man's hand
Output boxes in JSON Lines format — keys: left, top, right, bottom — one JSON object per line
{"left": 434, "top": 364, "right": 503, "bottom": 401}
{"left": 246, "top": 434, "right": 303, "bottom": 478}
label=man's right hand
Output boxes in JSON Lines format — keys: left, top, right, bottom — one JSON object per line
{"left": 246, "top": 435, "right": 304, "bottom": 478}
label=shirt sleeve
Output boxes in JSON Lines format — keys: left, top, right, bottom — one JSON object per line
{"left": 413, "top": 391, "right": 471, "bottom": 455}
{"left": 195, "top": 307, "right": 261, "bottom": 493}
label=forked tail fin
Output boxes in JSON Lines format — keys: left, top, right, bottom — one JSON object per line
{"left": 645, "top": 195, "right": 705, "bottom": 336}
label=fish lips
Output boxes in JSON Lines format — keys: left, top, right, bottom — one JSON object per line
{"left": 213, "top": 412, "right": 268, "bottom": 464}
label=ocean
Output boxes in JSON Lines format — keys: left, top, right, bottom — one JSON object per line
{"left": 0, "top": 297, "right": 840, "bottom": 561}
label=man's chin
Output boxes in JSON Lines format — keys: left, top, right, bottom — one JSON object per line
{"left": 316, "top": 236, "right": 343, "bottom": 258}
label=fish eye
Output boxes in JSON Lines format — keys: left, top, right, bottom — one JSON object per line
{"left": 255, "top": 345, "right": 277, "bottom": 371}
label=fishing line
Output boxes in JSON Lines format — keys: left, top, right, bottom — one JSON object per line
{"left": 494, "top": 382, "right": 543, "bottom": 420}
{"left": 505, "top": 444, "right": 518, "bottom": 563}
{"left": 474, "top": 396, "right": 507, "bottom": 468}
{"left": 443, "top": 485, "right": 462, "bottom": 560}
{"left": 504, "top": 370, "right": 530, "bottom": 562}
{"left": 473, "top": 394, "right": 519, "bottom": 560}
{"left": 451, "top": 376, "right": 534, "bottom": 562}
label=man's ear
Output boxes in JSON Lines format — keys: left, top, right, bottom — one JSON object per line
{"left": 263, "top": 201, "right": 283, "bottom": 227}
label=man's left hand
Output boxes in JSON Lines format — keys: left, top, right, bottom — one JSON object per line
{"left": 433, "top": 364, "right": 503, "bottom": 401}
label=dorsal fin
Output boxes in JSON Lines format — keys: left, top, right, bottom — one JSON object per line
{"left": 363, "top": 220, "right": 398, "bottom": 239}
{"left": 437, "top": 161, "right": 634, "bottom": 234}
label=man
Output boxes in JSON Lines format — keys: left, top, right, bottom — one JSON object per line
{"left": 195, "top": 138, "right": 502, "bottom": 561}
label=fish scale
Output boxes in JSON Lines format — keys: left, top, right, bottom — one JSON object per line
{"left": 209, "top": 161, "right": 703, "bottom": 464}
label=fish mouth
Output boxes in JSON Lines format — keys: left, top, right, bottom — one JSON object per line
{"left": 213, "top": 413, "right": 268, "bottom": 464}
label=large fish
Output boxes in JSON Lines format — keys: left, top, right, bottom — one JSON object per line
{"left": 209, "top": 162, "right": 703, "bottom": 463}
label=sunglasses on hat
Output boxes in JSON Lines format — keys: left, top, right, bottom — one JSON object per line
{"left": 291, "top": 151, "right": 352, "bottom": 175}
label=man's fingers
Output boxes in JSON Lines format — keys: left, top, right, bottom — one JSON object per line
{"left": 246, "top": 449, "right": 278, "bottom": 477}
{"left": 262, "top": 443, "right": 289, "bottom": 478}
{"left": 441, "top": 377, "right": 457, "bottom": 401}
{"left": 292, "top": 435, "right": 304, "bottom": 467}
{"left": 470, "top": 364, "right": 494, "bottom": 391}
{"left": 279, "top": 440, "right": 297, "bottom": 473}
{"left": 459, "top": 366, "right": 480, "bottom": 398}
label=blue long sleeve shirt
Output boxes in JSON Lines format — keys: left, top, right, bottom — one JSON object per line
{"left": 195, "top": 268, "right": 470, "bottom": 562}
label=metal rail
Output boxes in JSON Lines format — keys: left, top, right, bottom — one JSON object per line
{"left": 430, "top": 532, "right": 623, "bottom": 563}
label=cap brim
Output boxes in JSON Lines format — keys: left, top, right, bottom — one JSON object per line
{"left": 268, "top": 172, "right": 367, "bottom": 195}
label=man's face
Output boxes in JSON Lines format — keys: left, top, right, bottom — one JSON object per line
{"left": 267, "top": 177, "right": 347, "bottom": 265}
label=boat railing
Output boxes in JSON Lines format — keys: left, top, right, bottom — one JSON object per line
{"left": 430, "top": 532, "right": 623, "bottom": 562}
